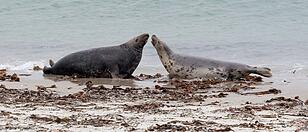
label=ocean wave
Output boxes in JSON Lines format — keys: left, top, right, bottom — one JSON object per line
{"left": 290, "top": 63, "right": 305, "bottom": 72}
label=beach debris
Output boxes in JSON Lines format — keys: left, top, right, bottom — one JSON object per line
{"left": 214, "top": 95, "right": 305, "bottom": 122}
{"left": 29, "top": 114, "right": 126, "bottom": 128}
{"left": 266, "top": 96, "right": 298, "bottom": 103}
{"left": 0, "top": 77, "right": 284, "bottom": 105}
{"left": 291, "top": 119, "right": 308, "bottom": 132}
{"left": 113, "top": 85, "right": 121, "bottom": 89}
{"left": 30, "top": 114, "right": 72, "bottom": 124}
{"left": 210, "top": 127, "right": 232, "bottom": 131}
{"left": 78, "top": 117, "right": 115, "bottom": 127}
{"left": 19, "top": 73, "right": 32, "bottom": 76}
{"left": 221, "top": 83, "right": 256, "bottom": 93}
{"left": 223, "top": 85, "right": 241, "bottom": 93}
{"left": 283, "top": 80, "right": 291, "bottom": 83}
{"left": 154, "top": 79, "right": 169, "bottom": 83}
{"left": 216, "top": 92, "right": 228, "bottom": 98}
{"left": 241, "top": 88, "right": 281, "bottom": 95}
{"left": 232, "top": 121, "right": 272, "bottom": 129}
{"left": 1, "top": 73, "right": 306, "bottom": 131}
{"left": 124, "top": 102, "right": 164, "bottom": 113}
{"left": 171, "top": 80, "right": 213, "bottom": 90}
{"left": 37, "top": 86, "right": 47, "bottom": 91}
{"left": 147, "top": 123, "right": 188, "bottom": 131}
{"left": 66, "top": 91, "right": 86, "bottom": 101}
{"left": 49, "top": 84, "right": 57, "bottom": 88}
{"left": 0, "top": 70, "right": 21, "bottom": 82}
{"left": 0, "top": 69, "right": 7, "bottom": 81}
{"left": 85, "top": 81, "right": 93, "bottom": 88}
{"left": 245, "top": 101, "right": 252, "bottom": 104}
{"left": 0, "top": 84, "right": 7, "bottom": 93}
{"left": 245, "top": 75, "right": 263, "bottom": 82}
{"left": 33, "top": 66, "right": 43, "bottom": 71}
{"left": 0, "top": 111, "right": 11, "bottom": 117}
{"left": 0, "top": 76, "right": 5, "bottom": 81}
{"left": 0, "top": 69, "right": 6, "bottom": 74}
{"left": 36, "top": 85, "right": 57, "bottom": 91}
{"left": 10, "top": 73, "right": 20, "bottom": 82}
{"left": 207, "top": 101, "right": 220, "bottom": 105}
{"left": 72, "top": 74, "right": 78, "bottom": 79}
{"left": 135, "top": 73, "right": 162, "bottom": 80}
{"left": 0, "top": 76, "right": 307, "bottom": 131}
{"left": 150, "top": 116, "right": 296, "bottom": 131}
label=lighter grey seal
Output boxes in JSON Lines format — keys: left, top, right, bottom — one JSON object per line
{"left": 151, "top": 35, "right": 272, "bottom": 80}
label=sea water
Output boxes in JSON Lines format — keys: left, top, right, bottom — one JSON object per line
{"left": 0, "top": 0, "right": 308, "bottom": 97}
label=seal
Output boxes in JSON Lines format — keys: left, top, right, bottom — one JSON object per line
{"left": 43, "top": 33, "right": 149, "bottom": 78}
{"left": 151, "top": 35, "right": 272, "bottom": 80}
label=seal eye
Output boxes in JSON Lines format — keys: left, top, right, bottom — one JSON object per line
{"left": 135, "top": 39, "right": 139, "bottom": 42}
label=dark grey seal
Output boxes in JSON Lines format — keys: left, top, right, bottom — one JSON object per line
{"left": 43, "top": 33, "right": 149, "bottom": 78}
{"left": 151, "top": 35, "right": 272, "bottom": 80}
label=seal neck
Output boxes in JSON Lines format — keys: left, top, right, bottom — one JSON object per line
{"left": 157, "top": 43, "right": 173, "bottom": 58}
{"left": 156, "top": 43, "right": 175, "bottom": 73}
{"left": 163, "top": 44, "right": 174, "bottom": 56}
{"left": 120, "top": 43, "right": 142, "bottom": 53}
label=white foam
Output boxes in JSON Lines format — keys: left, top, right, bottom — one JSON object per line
{"left": 0, "top": 61, "right": 45, "bottom": 71}
{"left": 290, "top": 63, "right": 305, "bottom": 72}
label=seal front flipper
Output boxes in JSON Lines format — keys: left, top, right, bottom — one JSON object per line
{"left": 109, "top": 66, "right": 121, "bottom": 78}
{"left": 109, "top": 66, "right": 134, "bottom": 79}
{"left": 248, "top": 67, "right": 272, "bottom": 77}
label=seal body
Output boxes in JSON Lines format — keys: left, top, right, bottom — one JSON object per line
{"left": 151, "top": 35, "right": 272, "bottom": 80}
{"left": 43, "top": 33, "right": 149, "bottom": 78}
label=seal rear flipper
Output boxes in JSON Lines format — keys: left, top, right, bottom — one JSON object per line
{"left": 43, "top": 66, "right": 53, "bottom": 74}
{"left": 49, "top": 59, "right": 55, "bottom": 67}
{"left": 249, "top": 67, "right": 272, "bottom": 77}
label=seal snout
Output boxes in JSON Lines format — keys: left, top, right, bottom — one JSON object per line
{"left": 151, "top": 35, "right": 158, "bottom": 46}
{"left": 140, "top": 33, "right": 149, "bottom": 40}
{"left": 138, "top": 33, "right": 149, "bottom": 44}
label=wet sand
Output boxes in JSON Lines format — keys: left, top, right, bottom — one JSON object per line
{"left": 0, "top": 69, "right": 307, "bottom": 131}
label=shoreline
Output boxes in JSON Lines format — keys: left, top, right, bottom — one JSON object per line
{"left": 0, "top": 69, "right": 307, "bottom": 131}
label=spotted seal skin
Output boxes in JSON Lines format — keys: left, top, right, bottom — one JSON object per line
{"left": 43, "top": 33, "right": 149, "bottom": 78}
{"left": 151, "top": 35, "right": 272, "bottom": 80}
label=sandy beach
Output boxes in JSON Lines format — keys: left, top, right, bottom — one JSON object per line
{"left": 0, "top": 68, "right": 307, "bottom": 132}
{"left": 1, "top": 0, "right": 308, "bottom": 131}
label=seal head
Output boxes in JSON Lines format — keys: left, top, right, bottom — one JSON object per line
{"left": 151, "top": 35, "right": 174, "bottom": 73}
{"left": 126, "top": 33, "right": 149, "bottom": 50}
